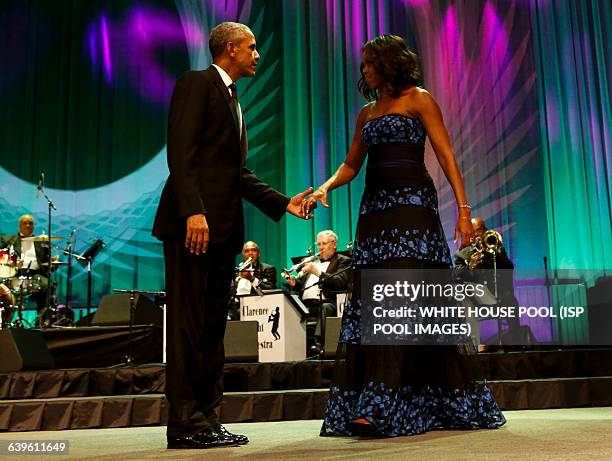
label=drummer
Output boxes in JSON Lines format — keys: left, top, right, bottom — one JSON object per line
{"left": 0, "top": 214, "right": 50, "bottom": 312}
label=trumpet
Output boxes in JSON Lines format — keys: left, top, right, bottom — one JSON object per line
{"left": 281, "top": 252, "right": 321, "bottom": 280}
{"left": 466, "top": 230, "right": 503, "bottom": 269}
{"left": 481, "top": 229, "right": 503, "bottom": 254}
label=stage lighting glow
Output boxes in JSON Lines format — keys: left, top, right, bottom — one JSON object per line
{"left": 85, "top": 5, "right": 203, "bottom": 105}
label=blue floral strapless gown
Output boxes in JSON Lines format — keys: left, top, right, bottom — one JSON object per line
{"left": 320, "top": 114, "right": 506, "bottom": 437}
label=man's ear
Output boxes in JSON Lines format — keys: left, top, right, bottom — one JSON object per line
{"left": 226, "top": 41, "right": 235, "bottom": 57}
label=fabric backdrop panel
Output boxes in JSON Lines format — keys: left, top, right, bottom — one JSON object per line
{"left": 0, "top": 0, "right": 609, "bottom": 308}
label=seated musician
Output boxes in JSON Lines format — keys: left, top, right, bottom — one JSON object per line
{"left": 1, "top": 214, "right": 50, "bottom": 314}
{"left": 286, "top": 230, "right": 351, "bottom": 353}
{"left": 235, "top": 241, "right": 278, "bottom": 295}
{"left": 454, "top": 217, "right": 521, "bottom": 345}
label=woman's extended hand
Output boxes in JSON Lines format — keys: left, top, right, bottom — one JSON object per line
{"left": 301, "top": 188, "right": 329, "bottom": 216}
{"left": 454, "top": 216, "right": 474, "bottom": 249}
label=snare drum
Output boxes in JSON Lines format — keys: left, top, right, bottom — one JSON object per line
{"left": 0, "top": 249, "right": 17, "bottom": 278}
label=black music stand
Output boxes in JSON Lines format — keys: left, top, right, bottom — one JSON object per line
{"left": 110, "top": 289, "right": 166, "bottom": 368}
{"left": 77, "top": 239, "right": 105, "bottom": 316}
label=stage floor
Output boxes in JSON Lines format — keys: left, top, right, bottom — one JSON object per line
{"left": 0, "top": 407, "right": 611, "bottom": 460}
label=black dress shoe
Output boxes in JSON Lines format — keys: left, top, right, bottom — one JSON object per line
{"left": 212, "top": 424, "right": 249, "bottom": 445}
{"left": 167, "top": 427, "right": 239, "bottom": 449}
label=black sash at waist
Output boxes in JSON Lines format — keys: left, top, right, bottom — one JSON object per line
{"left": 366, "top": 143, "right": 425, "bottom": 167}
{"left": 365, "top": 143, "right": 430, "bottom": 187}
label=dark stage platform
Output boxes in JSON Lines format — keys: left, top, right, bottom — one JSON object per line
{"left": 1, "top": 347, "right": 612, "bottom": 432}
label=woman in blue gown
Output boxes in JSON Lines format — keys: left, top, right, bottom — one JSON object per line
{"left": 302, "top": 35, "right": 506, "bottom": 437}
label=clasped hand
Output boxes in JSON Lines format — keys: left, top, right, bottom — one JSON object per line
{"left": 300, "top": 188, "right": 328, "bottom": 216}
{"left": 185, "top": 187, "right": 319, "bottom": 255}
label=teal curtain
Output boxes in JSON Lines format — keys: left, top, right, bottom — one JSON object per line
{"left": 282, "top": 0, "right": 391, "bottom": 259}
{"left": 531, "top": 0, "right": 612, "bottom": 275}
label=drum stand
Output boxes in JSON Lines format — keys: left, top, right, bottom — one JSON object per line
{"left": 12, "top": 285, "right": 32, "bottom": 329}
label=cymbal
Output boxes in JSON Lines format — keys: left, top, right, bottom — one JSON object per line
{"left": 41, "top": 261, "right": 69, "bottom": 266}
{"left": 21, "top": 235, "right": 64, "bottom": 242}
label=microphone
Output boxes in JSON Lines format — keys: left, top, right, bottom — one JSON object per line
{"left": 36, "top": 173, "right": 44, "bottom": 198}
{"left": 237, "top": 257, "right": 252, "bottom": 272}
{"left": 67, "top": 228, "right": 77, "bottom": 248}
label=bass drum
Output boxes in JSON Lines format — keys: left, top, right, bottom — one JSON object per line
{"left": 0, "top": 249, "right": 17, "bottom": 278}
{"left": 0, "top": 283, "right": 15, "bottom": 327}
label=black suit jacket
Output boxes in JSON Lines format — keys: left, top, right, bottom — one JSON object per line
{"left": 1, "top": 234, "right": 50, "bottom": 277}
{"left": 253, "top": 261, "right": 277, "bottom": 290}
{"left": 152, "top": 67, "right": 289, "bottom": 252}
{"left": 293, "top": 253, "right": 352, "bottom": 304}
{"left": 454, "top": 245, "right": 518, "bottom": 305}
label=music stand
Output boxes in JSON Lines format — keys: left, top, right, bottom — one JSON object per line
{"left": 110, "top": 289, "right": 166, "bottom": 368}
{"left": 77, "top": 239, "right": 105, "bottom": 316}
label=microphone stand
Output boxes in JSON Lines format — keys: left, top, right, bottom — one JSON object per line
{"left": 65, "top": 231, "right": 76, "bottom": 309}
{"left": 543, "top": 256, "right": 560, "bottom": 346}
{"left": 37, "top": 175, "right": 56, "bottom": 319}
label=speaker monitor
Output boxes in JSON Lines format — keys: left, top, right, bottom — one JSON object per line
{"left": 224, "top": 320, "right": 258, "bottom": 362}
{"left": 92, "top": 293, "right": 162, "bottom": 327}
{"left": 588, "top": 277, "right": 612, "bottom": 345}
{"left": 0, "top": 329, "right": 55, "bottom": 372}
{"left": 324, "top": 316, "right": 342, "bottom": 358}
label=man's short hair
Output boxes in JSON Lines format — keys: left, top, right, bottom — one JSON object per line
{"left": 19, "top": 214, "right": 34, "bottom": 224}
{"left": 209, "top": 22, "right": 253, "bottom": 58}
{"left": 242, "top": 241, "right": 260, "bottom": 251}
{"left": 317, "top": 230, "right": 338, "bottom": 243}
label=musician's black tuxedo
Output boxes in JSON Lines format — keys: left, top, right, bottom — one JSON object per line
{"left": 1, "top": 234, "right": 50, "bottom": 277}
{"left": 292, "top": 253, "right": 352, "bottom": 303}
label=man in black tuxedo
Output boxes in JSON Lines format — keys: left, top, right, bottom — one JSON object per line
{"left": 455, "top": 217, "right": 521, "bottom": 343}
{"left": 236, "top": 241, "right": 277, "bottom": 293}
{"left": 152, "top": 22, "right": 312, "bottom": 449}
{"left": 1, "top": 214, "right": 50, "bottom": 314}
{"left": 287, "top": 230, "right": 351, "bottom": 353}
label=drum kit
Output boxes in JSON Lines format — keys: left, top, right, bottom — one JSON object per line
{"left": 1, "top": 173, "right": 107, "bottom": 329}
{"left": 0, "top": 234, "right": 71, "bottom": 329}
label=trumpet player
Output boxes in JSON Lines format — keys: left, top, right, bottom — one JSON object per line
{"left": 236, "top": 241, "right": 277, "bottom": 294}
{"left": 455, "top": 217, "right": 521, "bottom": 344}
{"left": 285, "top": 230, "right": 351, "bottom": 354}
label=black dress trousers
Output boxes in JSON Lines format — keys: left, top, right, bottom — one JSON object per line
{"left": 163, "top": 238, "right": 235, "bottom": 437}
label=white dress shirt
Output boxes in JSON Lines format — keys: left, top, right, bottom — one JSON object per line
{"left": 212, "top": 64, "right": 242, "bottom": 137}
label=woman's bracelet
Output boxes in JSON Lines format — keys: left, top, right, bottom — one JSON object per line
{"left": 458, "top": 204, "right": 471, "bottom": 210}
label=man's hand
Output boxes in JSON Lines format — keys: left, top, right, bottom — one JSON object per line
{"left": 468, "top": 251, "right": 484, "bottom": 269}
{"left": 301, "top": 262, "right": 321, "bottom": 276}
{"left": 286, "top": 187, "right": 315, "bottom": 219}
{"left": 185, "top": 214, "right": 209, "bottom": 255}
{"left": 240, "top": 270, "right": 253, "bottom": 281}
